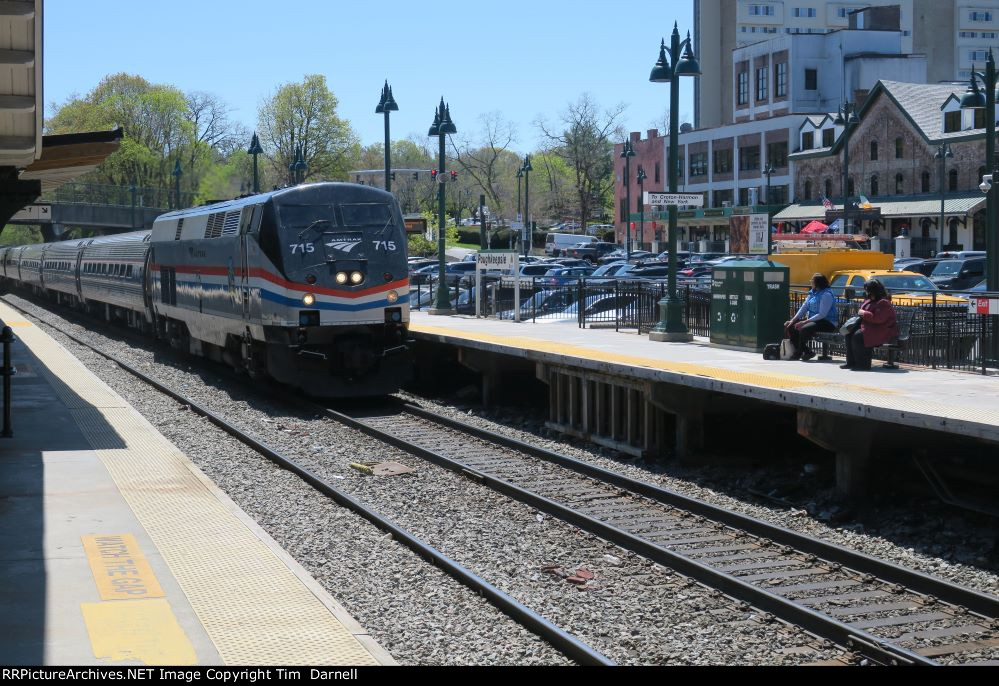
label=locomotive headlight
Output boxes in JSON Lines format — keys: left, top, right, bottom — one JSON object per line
{"left": 335, "top": 271, "right": 348, "bottom": 285}
{"left": 386, "top": 290, "right": 399, "bottom": 304}
{"left": 302, "top": 293, "right": 316, "bottom": 306}
{"left": 350, "top": 271, "right": 364, "bottom": 284}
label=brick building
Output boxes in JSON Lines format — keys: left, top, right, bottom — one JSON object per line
{"left": 778, "top": 80, "right": 990, "bottom": 255}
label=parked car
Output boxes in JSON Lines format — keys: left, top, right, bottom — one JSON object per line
{"left": 969, "top": 279, "right": 988, "bottom": 292}
{"left": 545, "top": 232, "right": 596, "bottom": 256}
{"left": 585, "top": 223, "right": 615, "bottom": 236}
{"left": 902, "top": 258, "right": 945, "bottom": 277}
{"left": 568, "top": 241, "right": 618, "bottom": 264}
{"left": 498, "top": 289, "right": 580, "bottom": 320}
{"left": 410, "top": 263, "right": 439, "bottom": 285}
{"left": 929, "top": 257, "right": 986, "bottom": 290}
{"left": 443, "top": 260, "right": 478, "bottom": 285}
{"left": 537, "top": 266, "right": 596, "bottom": 285}
{"left": 679, "top": 265, "right": 714, "bottom": 278}
{"left": 536, "top": 293, "right": 637, "bottom": 323}
{"left": 893, "top": 257, "right": 924, "bottom": 270}
{"left": 935, "top": 250, "right": 986, "bottom": 259}
{"left": 598, "top": 249, "right": 653, "bottom": 265}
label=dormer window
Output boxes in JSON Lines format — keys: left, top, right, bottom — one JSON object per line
{"left": 802, "top": 131, "right": 814, "bottom": 149}
{"left": 822, "top": 128, "right": 835, "bottom": 147}
{"left": 944, "top": 110, "right": 961, "bottom": 133}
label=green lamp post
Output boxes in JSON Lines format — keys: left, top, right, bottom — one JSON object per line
{"left": 376, "top": 81, "right": 399, "bottom": 192}
{"left": 834, "top": 103, "right": 860, "bottom": 233}
{"left": 637, "top": 166, "right": 647, "bottom": 248}
{"left": 960, "top": 50, "right": 998, "bottom": 292}
{"left": 621, "top": 140, "right": 636, "bottom": 261}
{"left": 171, "top": 160, "right": 182, "bottom": 210}
{"left": 649, "top": 23, "right": 701, "bottom": 343}
{"left": 247, "top": 133, "right": 263, "bottom": 193}
{"left": 429, "top": 98, "right": 457, "bottom": 315}
{"left": 521, "top": 154, "right": 533, "bottom": 257}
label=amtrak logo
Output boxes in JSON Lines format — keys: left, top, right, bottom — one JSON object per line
{"left": 325, "top": 239, "right": 361, "bottom": 253}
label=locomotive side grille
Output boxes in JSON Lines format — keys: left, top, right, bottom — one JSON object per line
{"left": 221, "top": 210, "right": 241, "bottom": 237}
{"left": 174, "top": 218, "right": 184, "bottom": 240}
{"left": 204, "top": 212, "right": 225, "bottom": 239}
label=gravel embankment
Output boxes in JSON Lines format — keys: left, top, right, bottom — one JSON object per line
{"left": 7, "top": 295, "right": 841, "bottom": 666}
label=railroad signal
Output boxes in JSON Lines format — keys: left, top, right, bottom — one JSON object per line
{"left": 450, "top": 170, "right": 458, "bottom": 182}
{"left": 430, "top": 169, "right": 438, "bottom": 180}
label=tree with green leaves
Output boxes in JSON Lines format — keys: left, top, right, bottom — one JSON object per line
{"left": 536, "top": 94, "right": 625, "bottom": 229}
{"left": 257, "top": 74, "right": 357, "bottom": 183}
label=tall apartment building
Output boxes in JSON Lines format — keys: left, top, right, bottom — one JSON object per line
{"left": 695, "top": 0, "right": 996, "bottom": 128}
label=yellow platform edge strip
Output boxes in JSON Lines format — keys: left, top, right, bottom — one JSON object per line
{"left": 0, "top": 302, "right": 384, "bottom": 666}
{"left": 410, "top": 322, "right": 894, "bottom": 394}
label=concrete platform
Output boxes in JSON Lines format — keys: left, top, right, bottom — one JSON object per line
{"left": 0, "top": 302, "right": 394, "bottom": 666}
{"left": 410, "top": 313, "right": 999, "bottom": 445}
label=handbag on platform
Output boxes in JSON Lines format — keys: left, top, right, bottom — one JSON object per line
{"left": 779, "top": 338, "right": 797, "bottom": 360}
{"left": 840, "top": 315, "right": 862, "bottom": 336}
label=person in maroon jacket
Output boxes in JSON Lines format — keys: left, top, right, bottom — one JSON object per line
{"left": 842, "top": 278, "right": 899, "bottom": 370}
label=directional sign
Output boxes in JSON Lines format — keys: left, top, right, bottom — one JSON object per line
{"left": 11, "top": 204, "right": 52, "bottom": 223}
{"left": 970, "top": 297, "right": 999, "bottom": 315}
{"left": 644, "top": 192, "right": 704, "bottom": 207}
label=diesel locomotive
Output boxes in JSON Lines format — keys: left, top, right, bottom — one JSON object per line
{"left": 0, "top": 182, "right": 412, "bottom": 397}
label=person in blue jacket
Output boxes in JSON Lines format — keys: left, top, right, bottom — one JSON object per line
{"left": 783, "top": 273, "right": 838, "bottom": 360}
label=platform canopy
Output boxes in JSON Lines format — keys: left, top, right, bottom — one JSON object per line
{"left": 19, "top": 129, "right": 124, "bottom": 195}
{"left": 775, "top": 193, "right": 987, "bottom": 222}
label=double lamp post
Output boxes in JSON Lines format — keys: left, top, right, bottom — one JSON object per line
{"left": 648, "top": 23, "right": 700, "bottom": 343}
{"left": 429, "top": 98, "right": 457, "bottom": 314}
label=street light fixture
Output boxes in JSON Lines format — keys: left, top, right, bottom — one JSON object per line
{"left": 294, "top": 145, "right": 308, "bottom": 185}
{"left": 649, "top": 23, "right": 701, "bottom": 343}
{"left": 961, "top": 50, "right": 998, "bottom": 292}
{"left": 428, "top": 98, "right": 457, "bottom": 314}
{"left": 934, "top": 143, "right": 953, "bottom": 254}
{"left": 375, "top": 80, "right": 399, "bottom": 192}
{"left": 621, "top": 140, "right": 636, "bottom": 261}
{"left": 834, "top": 103, "right": 860, "bottom": 233}
{"left": 521, "top": 155, "right": 533, "bottom": 257}
{"left": 171, "top": 159, "right": 183, "bottom": 209}
{"left": 247, "top": 132, "right": 263, "bottom": 193}
{"left": 637, "top": 166, "right": 647, "bottom": 248}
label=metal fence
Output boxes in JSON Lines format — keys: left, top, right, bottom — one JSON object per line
{"left": 789, "top": 287, "right": 997, "bottom": 374}
{"left": 421, "top": 276, "right": 713, "bottom": 334}
{"left": 39, "top": 182, "right": 195, "bottom": 210}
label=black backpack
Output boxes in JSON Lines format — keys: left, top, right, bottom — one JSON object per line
{"left": 762, "top": 343, "right": 780, "bottom": 360}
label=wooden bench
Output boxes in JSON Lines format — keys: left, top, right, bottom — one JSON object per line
{"left": 812, "top": 307, "right": 916, "bottom": 368}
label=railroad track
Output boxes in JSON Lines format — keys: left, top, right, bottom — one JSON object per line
{"left": 5, "top": 298, "right": 614, "bottom": 667}
{"left": 326, "top": 402, "right": 999, "bottom": 666}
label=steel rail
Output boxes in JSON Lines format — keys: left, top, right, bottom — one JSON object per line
{"left": 401, "top": 402, "right": 999, "bottom": 619}
{"left": 325, "top": 403, "right": 966, "bottom": 666}
{"left": 6, "top": 300, "right": 615, "bottom": 668}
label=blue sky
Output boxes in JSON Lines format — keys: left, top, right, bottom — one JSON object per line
{"left": 44, "top": 0, "right": 696, "bottom": 152}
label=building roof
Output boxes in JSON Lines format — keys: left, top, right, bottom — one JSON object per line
{"left": 878, "top": 80, "right": 983, "bottom": 143}
{"left": 789, "top": 80, "right": 986, "bottom": 161}
{"left": 774, "top": 192, "right": 986, "bottom": 222}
